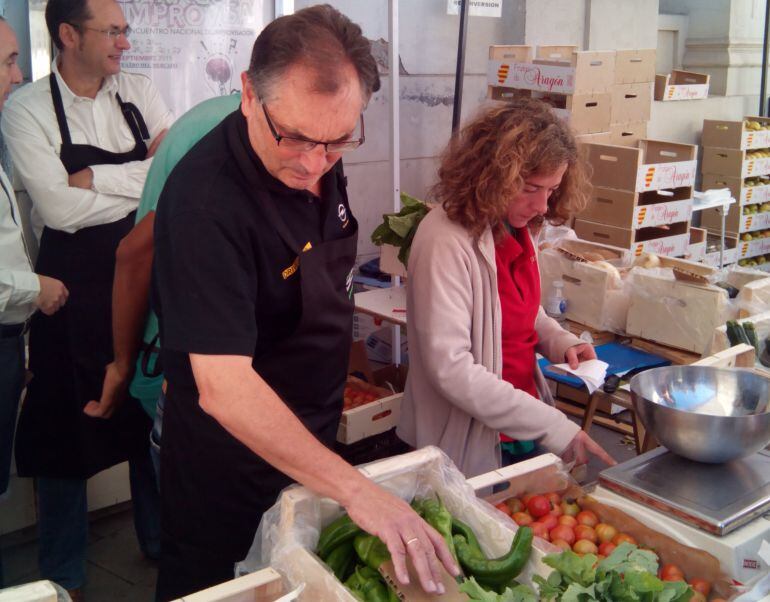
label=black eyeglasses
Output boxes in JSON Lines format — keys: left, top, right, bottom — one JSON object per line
{"left": 261, "top": 103, "right": 364, "bottom": 153}
{"left": 69, "top": 23, "right": 132, "bottom": 40}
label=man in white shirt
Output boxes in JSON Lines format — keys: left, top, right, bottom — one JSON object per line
{"left": 1, "top": 0, "right": 172, "bottom": 596}
{"left": 0, "top": 16, "right": 68, "bottom": 588}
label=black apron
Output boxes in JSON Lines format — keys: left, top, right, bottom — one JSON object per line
{"left": 156, "top": 149, "right": 357, "bottom": 600}
{"left": 14, "top": 73, "right": 153, "bottom": 479}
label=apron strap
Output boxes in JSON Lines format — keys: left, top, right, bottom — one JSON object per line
{"left": 49, "top": 73, "right": 72, "bottom": 147}
{"left": 116, "top": 92, "right": 151, "bottom": 141}
{"left": 140, "top": 333, "right": 163, "bottom": 378}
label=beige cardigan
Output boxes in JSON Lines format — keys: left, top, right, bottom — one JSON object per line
{"left": 396, "top": 207, "right": 582, "bottom": 478}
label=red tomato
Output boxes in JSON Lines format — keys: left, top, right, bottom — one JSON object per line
{"left": 558, "top": 515, "right": 578, "bottom": 527}
{"left": 659, "top": 563, "right": 685, "bottom": 581}
{"left": 598, "top": 541, "right": 616, "bottom": 556}
{"left": 594, "top": 523, "right": 618, "bottom": 543}
{"left": 530, "top": 522, "right": 550, "bottom": 541}
{"left": 521, "top": 493, "right": 536, "bottom": 506}
{"left": 545, "top": 492, "right": 562, "bottom": 506}
{"left": 495, "top": 501, "right": 511, "bottom": 516}
{"left": 526, "top": 495, "right": 552, "bottom": 518}
{"left": 539, "top": 513, "right": 559, "bottom": 530}
{"left": 574, "top": 525, "right": 598, "bottom": 543}
{"left": 512, "top": 512, "right": 533, "bottom": 526}
{"left": 551, "top": 538, "right": 571, "bottom": 551}
{"left": 576, "top": 510, "right": 599, "bottom": 527}
{"left": 506, "top": 497, "right": 524, "bottom": 514}
{"left": 548, "top": 504, "right": 564, "bottom": 518}
{"left": 572, "top": 539, "right": 599, "bottom": 555}
{"left": 549, "top": 524, "right": 576, "bottom": 546}
{"left": 612, "top": 533, "right": 637, "bottom": 546}
{"left": 688, "top": 579, "right": 711, "bottom": 597}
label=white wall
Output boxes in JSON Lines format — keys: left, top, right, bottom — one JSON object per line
{"left": 587, "top": 0, "right": 659, "bottom": 50}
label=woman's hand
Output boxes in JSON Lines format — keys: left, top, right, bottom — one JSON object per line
{"left": 564, "top": 343, "right": 596, "bottom": 369}
{"left": 561, "top": 431, "right": 616, "bottom": 466}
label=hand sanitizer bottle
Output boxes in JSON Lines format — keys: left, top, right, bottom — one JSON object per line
{"left": 545, "top": 280, "right": 567, "bottom": 323}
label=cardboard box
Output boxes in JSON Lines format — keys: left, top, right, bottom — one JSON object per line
{"left": 580, "top": 185, "right": 693, "bottom": 229}
{"left": 573, "top": 218, "right": 690, "bottom": 257}
{"left": 701, "top": 203, "right": 770, "bottom": 236}
{"left": 538, "top": 239, "right": 631, "bottom": 331}
{"left": 614, "top": 49, "right": 656, "bottom": 83}
{"left": 626, "top": 258, "right": 729, "bottom": 354}
{"left": 701, "top": 146, "right": 770, "bottom": 179}
{"left": 535, "top": 90, "right": 612, "bottom": 134}
{"left": 265, "top": 448, "right": 558, "bottom": 601}
{"left": 488, "top": 45, "right": 614, "bottom": 94}
{"left": 610, "top": 82, "right": 652, "bottom": 124}
{"left": 609, "top": 121, "right": 648, "bottom": 146}
{"left": 654, "top": 70, "right": 710, "bottom": 101}
{"left": 575, "top": 130, "right": 611, "bottom": 145}
{"left": 702, "top": 116, "right": 770, "bottom": 150}
{"left": 338, "top": 363, "right": 410, "bottom": 444}
{"left": 702, "top": 232, "right": 739, "bottom": 267}
{"left": 701, "top": 173, "right": 770, "bottom": 207}
{"left": 686, "top": 227, "right": 707, "bottom": 262}
{"left": 737, "top": 236, "right": 770, "bottom": 260}
{"left": 488, "top": 87, "right": 611, "bottom": 134}
{"left": 584, "top": 139, "right": 697, "bottom": 193}
{"left": 379, "top": 243, "right": 406, "bottom": 278}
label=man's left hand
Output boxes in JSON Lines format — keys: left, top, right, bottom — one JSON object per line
{"left": 68, "top": 167, "right": 94, "bottom": 190}
{"left": 83, "top": 362, "right": 131, "bottom": 419}
{"left": 564, "top": 342, "right": 596, "bottom": 370}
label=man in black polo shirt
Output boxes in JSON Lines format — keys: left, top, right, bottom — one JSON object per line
{"left": 152, "top": 6, "right": 459, "bottom": 600}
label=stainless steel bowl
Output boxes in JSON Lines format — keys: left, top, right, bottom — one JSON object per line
{"left": 630, "top": 366, "right": 770, "bottom": 463}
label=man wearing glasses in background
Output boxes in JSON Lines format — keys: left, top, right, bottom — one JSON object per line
{"left": 1, "top": 0, "right": 172, "bottom": 598}
{"left": 152, "top": 5, "right": 459, "bottom": 600}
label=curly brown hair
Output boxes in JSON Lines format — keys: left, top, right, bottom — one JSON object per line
{"left": 434, "top": 97, "right": 591, "bottom": 240}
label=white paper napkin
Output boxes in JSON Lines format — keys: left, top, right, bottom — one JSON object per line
{"left": 549, "top": 359, "right": 609, "bottom": 394}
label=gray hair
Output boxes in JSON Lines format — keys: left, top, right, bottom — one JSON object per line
{"left": 247, "top": 4, "right": 380, "bottom": 104}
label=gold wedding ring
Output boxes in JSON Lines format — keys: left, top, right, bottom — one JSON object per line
{"left": 405, "top": 537, "right": 419, "bottom": 546}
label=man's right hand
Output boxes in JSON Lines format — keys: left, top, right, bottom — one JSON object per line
{"left": 345, "top": 482, "right": 460, "bottom": 595}
{"left": 35, "top": 275, "right": 68, "bottom": 315}
{"left": 83, "top": 361, "right": 132, "bottom": 419}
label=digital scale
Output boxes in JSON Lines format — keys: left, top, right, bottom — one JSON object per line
{"left": 593, "top": 447, "right": 770, "bottom": 585}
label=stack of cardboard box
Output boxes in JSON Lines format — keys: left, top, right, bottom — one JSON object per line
{"left": 487, "top": 46, "right": 655, "bottom": 146}
{"left": 700, "top": 117, "right": 770, "bottom": 269}
{"left": 572, "top": 139, "right": 698, "bottom": 258}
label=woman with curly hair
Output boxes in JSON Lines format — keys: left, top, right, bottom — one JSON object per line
{"left": 396, "top": 98, "right": 615, "bottom": 477}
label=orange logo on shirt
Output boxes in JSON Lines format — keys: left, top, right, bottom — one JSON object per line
{"left": 282, "top": 257, "right": 299, "bottom": 279}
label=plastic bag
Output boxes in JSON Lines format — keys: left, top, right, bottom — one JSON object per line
{"left": 235, "top": 447, "right": 557, "bottom": 599}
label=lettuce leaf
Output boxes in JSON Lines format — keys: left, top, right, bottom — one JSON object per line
{"left": 458, "top": 577, "right": 537, "bottom": 602}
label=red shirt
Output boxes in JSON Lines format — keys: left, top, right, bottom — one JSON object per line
{"left": 495, "top": 227, "right": 541, "bottom": 441}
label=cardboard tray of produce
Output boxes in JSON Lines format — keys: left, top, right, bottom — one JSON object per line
{"left": 337, "top": 375, "right": 402, "bottom": 445}
{"left": 238, "top": 447, "right": 560, "bottom": 601}
{"left": 470, "top": 456, "right": 739, "bottom": 600}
